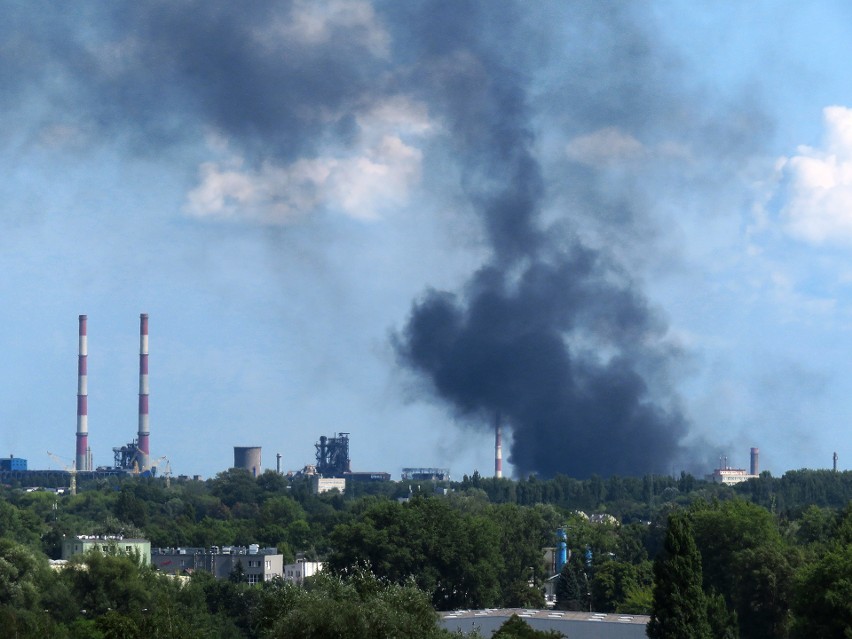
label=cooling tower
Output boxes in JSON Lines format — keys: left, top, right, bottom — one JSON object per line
{"left": 750, "top": 447, "right": 759, "bottom": 476}
{"left": 234, "top": 446, "right": 262, "bottom": 477}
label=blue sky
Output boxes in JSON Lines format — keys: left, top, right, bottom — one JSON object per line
{"left": 1, "top": 1, "right": 852, "bottom": 479}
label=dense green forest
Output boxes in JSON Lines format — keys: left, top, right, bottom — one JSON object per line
{"left": 0, "top": 468, "right": 850, "bottom": 637}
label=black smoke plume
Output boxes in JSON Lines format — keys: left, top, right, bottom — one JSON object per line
{"left": 393, "top": 1, "right": 695, "bottom": 478}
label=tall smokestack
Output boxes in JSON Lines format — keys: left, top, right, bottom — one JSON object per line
{"left": 76, "top": 315, "right": 88, "bottom": 471}
{"left": 137, "top": 313, "right": 150, "bottom": 472}
{"left": 833, "top": 451, "right": 838, "bottom": 472}
{"left": 750, "top": 447, "right": 759, "bottom": 476}
{"left": 495, "top": 413, "right": 503, "bottom": 479}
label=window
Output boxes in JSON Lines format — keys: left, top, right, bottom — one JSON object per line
{"left": 247, "top": 574, "right": 260, "bottom": 585}
{"left": 265, "top": 560, "right": 271, "bottom": 569}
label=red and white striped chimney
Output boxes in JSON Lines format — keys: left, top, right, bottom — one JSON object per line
{"left": 75, "top": 315, "right": 89, "bottom": 471}
{"left": 495, "top": 413, "right": 503, "bottom": 479}
{"left": 137, "top": 313, "right": 150, "bottom": 472}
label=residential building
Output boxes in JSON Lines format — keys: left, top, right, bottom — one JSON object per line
{"left": 61, "top": 535, "right": 151, "bottom": 565}
{"left": 151, "top": 545, "right": 283, "bottom": 584}
{"left": 283, "top": 557, "right": 323, "bottom": 585}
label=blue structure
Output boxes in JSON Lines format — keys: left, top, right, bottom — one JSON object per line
{"left": 556, "top": 528, "right": 568, "bottom": 572}
{"left": 0, "top": 456, "right": 27, "bottom": 471}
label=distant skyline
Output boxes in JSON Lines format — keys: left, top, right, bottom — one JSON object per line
{"left": 2, "top": 1, "right": 852, "bottom": 479}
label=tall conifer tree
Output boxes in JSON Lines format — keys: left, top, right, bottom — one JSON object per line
{"left": 647, "top": 512, "right": 711, "bottom": 639}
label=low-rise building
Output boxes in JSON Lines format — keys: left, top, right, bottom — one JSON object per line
{"left": 61, "top": 535, "right": 151, "bottom": 565}
{"left": 283, "top": 557, "right": 323, "bottom": 585}
{"left": 151, "top": 545, "right": 283, "bottom": 584}
{"left": 707, "top": 467, "right": 757, "bottom": 485}
{"left": 312, "top": 477, "right": 346, "bottom": 494}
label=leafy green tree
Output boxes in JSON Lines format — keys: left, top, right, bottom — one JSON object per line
{"left": 94, "top": 610, "right": 141, "bottom": 639}
{"left": 706, "top": 590, "right": 739, "bottom": 639}
{"left": 114, "top": 487, "right": 149, "bottom": 528}
{"left": 0, "top": 538, "right": 46, "bottom": 611}
{"left": 590, "top": 560, "right": 643, "bottom": 612}
{"left": 647, "top": 512, "right": 711, "bottom": 639}
{"left": 61, "top": 552, "right": 151, "bottom": 621}
{"left": 328, "top": 497, "right": 503, "bottom": 609}
{"left": 617, "top": 582, "right": 652, "bottom": 615}
{"left": 491, "top": 614, "right": 564, "bottom": 638}
{"left": 794, "top": 505, "right": 835, "bottom": 547}
{"left": 259, "top": 567, "right": 450, "bottom": 639}
{"left": 690, "top": 498, "right": 793, "bottom": 639}
{"left": 491, "top": 504, "right": 551, "bottom": 607}
{"left": 210, "top": 469, "right": 262, "bottom": 508}
{"left": 790, "top": 543, "right": 852, "bottom": 638}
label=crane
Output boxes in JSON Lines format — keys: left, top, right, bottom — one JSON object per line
{"left": 146, "top": 455, "right": 172, "bottom": 486}
{"left": 47, "top": 451, "right": 77, "bottom": 496}
{"left": 148, "top": 455, "right": 168, "bottom": 477}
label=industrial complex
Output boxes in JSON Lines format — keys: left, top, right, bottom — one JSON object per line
{"left": 0, "top": 315, "right": 405, "bottom": 492}
{"left": 0, "top": 314, "right": 166, "bottom": 491}
{"left": 0, "top": 313, "right": 820, "bottom": 494}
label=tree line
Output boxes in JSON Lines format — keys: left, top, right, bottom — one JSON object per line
{"left": 0, "top": 467, "right": 850, "bottom": 637}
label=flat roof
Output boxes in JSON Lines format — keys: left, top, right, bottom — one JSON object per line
{"left": 440, "top": 609, "right": 650, "bottom": 639}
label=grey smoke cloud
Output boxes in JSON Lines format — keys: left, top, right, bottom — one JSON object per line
{"left": 392, "top": 1, "right": 703, "bottom": 478}
{"left": 1, "top": 1, "right": 390, "bottom": 160}
{"left": 0, "top": 0, "right": 767, "bottom": 478}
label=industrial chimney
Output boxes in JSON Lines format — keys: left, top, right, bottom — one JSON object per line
{"left": 834, "top": 451, "right": 838, "bottom": 472}
{"left": 75, "top": 315, "right": 89, "bottom": 471}
{"left": 750, "top": 447, "right": 759, "bottom": 476}
{"left": 137, "top": 313, "right": 150, "bottom": 472}
{"left": 495, "top": 413, "right": 503, "bottom": 479}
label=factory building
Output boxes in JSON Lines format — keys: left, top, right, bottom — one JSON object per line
{"left": 151, "top": 545, "right": 283, "bottom": 584}
{"left": 315, "top": 433, "right": 351, "bottom": 476}
{"left": 708, "top": 448, "right": 760, "bottom": 485}
{"left": 312, "top": 477, "right": 346, "bottom": 494}
{"left": 309, "top": 433, "right": 390, "bottom": 484}
{"left": 344, "top": 471, "right": 391, "bottom": 482}
{"left": 402, "top": 468, "right": 450, "bottom": 481}
{"left": 0, "top": 456, "right": 26, "bottom": 471}
{"left": 62, "top": 535, "right": 151, "bottom": 565}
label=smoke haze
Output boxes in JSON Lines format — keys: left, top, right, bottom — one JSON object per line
{"left": 392, "top": 1, "right": 754, "bottom": 478}
{"left": 2, "top": 1, "right": 843, "bottom": 478}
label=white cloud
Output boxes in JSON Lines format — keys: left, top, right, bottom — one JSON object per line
{"left": 185, "top": 96, "right": 432, "bottom": 224}
{"left": 776, "top": 106, "right": 852, "bottom": 244}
